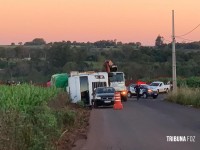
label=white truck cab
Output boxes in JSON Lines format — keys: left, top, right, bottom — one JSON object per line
{"left": 108, "top": 72, "right": 128, "bottom": 101}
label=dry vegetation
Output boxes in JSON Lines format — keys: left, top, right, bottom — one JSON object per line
{"left": 166, "top": 87, "right": 200, "bottom": 108}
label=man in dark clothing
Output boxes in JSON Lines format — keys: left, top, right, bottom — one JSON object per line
{"left": 134, "top": 84, "right": 140, "bottom": 100}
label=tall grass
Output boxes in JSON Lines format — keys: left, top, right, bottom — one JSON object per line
{"left": 0, "top": 84, "right": 59, "bottom": 111}
{"left": 166, "top": 86, "right": 200, "bottom": 108}
{"left": 0, "top": 84, "right": 73, "bottom": 150}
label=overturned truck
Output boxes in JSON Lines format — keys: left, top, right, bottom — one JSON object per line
{"left": 67, "top": 71, "right": 109, "bottom": 106}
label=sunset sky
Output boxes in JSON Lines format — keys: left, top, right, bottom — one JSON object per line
{"left": 0, "top": 0, "right": 199, "bottom": 46}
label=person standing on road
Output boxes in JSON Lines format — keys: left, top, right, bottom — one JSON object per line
{"left": 134, "top": 84, "right": 141, "bottom": 100}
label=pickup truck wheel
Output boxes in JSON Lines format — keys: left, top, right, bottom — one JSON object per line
{"left": 127, "top": 92, "right": 132, "bottom": 98}
{"left": 166, "top": 89, "right": 169, "bottom": 93}
{"left": 143, "top": 93, "right": 148, "bottom": 99}
{"left": 157, "top": 89, "right": 159, "bottom": 93}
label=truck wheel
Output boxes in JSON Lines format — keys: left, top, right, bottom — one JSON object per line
{"left": 122, "top": 96, "right": 128, "bottom": 102}
{"left": 127, "top": 92, "right": 132, "bottom": 98}
{"left": 166, "top": 89, "right": 169, "bottom": 93}
{"left": 157, "top": 89, "right": 159, "bottom": 93}
{"left": 143, "top": 93, "right": 148, "bottom": 99}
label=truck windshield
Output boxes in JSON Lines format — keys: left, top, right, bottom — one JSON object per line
{"left": 109, "top": 73, "right": 124, "bottom": 82}
{"left": 150, "top": 83, "right": 159, "bottom": 86}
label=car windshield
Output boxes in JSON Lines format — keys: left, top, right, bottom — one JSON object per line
{"left": 96, "top": 87, "right": 115, "bottom": 94}
{"left": 130, "top": 84, "right": 136, "bottom": 87}
{"left": 150, "top": 83, "right": 159, "bottom": 86}
{"left": 141, "top": 85, "right": 148, "bottom": 88}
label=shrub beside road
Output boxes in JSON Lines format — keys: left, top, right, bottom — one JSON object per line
{"left": 166, "top": 87, "right": 200, "bottom": 108}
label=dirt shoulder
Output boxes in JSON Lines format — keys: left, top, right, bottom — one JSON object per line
{"left": 48, "top": 93, "right": 91, "bottom": 150}
{"left": 57, "top": 104, "right": 90, "bottom": 150}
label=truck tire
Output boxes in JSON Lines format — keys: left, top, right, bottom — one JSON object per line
{"left": 122, "top": 96, "right": 128, "bottom": 102}
{"left": 166, "top": 89, "right": 169, "bottom": 93}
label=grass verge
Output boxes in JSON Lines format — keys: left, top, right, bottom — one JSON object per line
{"left": 166, "top": 87, "right": 200, "bottom": 108}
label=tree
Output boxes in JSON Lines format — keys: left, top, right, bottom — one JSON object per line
{"left": 66, "top": 41, "right": 71, "bottom": 45}
{"left": 24, "top": 38, "right": 46, "bottom": 45}
{"left": 117, "top": 41, "right": 123, "bottom": 46}
{"left": 0, "top": 47, "right": 6, "bottom": 58}
{"left": 18, "top": 42, "right": 23, "bottom": 45}
{"left": 136, "top": 42, "right": 142, "bottom": 47}
{"left": 155, "top": 35, "right": 164, "bottom": 47}
{"left": 47, "top": 43, "right": 70, "bottom": 68}
{"left": 32, "top": 38, "right": 46, "bottom": 45}
{"left": 14, "top": 46, "right": 29, "bottom": 58}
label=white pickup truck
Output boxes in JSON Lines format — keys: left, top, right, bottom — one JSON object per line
{"left": 149, "top": 81, "right": 171, "bottom": 93}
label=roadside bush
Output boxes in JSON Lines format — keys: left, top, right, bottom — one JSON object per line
{"left": 76, "top": 100, "right": 85, "bottom": 108}
{"left": 177, "top": 77, "right": 187, "bottom": 87}
{"left": 166, "top": 86, "right": 200, "bottom": 108}
{"left": 175, "top": 76, "right": 200, "bottom": 88}
{"left": 62, "top": 110, "right": 76, "bottom": 126}
{"left": 186, "top": 77, "right": 200, "bottom": 88}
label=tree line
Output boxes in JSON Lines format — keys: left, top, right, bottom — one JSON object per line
{"left": 0, "top": 37, "right": 200, "bottom": 83}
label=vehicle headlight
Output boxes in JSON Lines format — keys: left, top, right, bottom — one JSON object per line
{"left": 95, "top": 96, "right": 101, "bottom": 99}
{"left": 121, "top": 91, "right": 127, "bottom": 95}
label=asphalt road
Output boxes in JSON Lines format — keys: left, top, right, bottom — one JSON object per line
{"left": 74, "top": 95, "right": 200, "bottom": 150}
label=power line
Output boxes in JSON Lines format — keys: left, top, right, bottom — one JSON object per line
{"left": 163, "top": 36, "right": 199, "bottom": 43}
{"left": 163, "top": 37, "right": 171, "bottom": 43}
{"left": 176, "top": 36, "right": 197, "bottom": 42}
{"left": 177, "top": 24, "right": 200, "bottom": 37}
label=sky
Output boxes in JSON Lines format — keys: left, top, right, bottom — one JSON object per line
{"left": 0, "top": 0, "right": 200, "bottom": 46}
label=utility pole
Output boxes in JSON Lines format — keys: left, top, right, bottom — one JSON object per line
{"left": 172, "top": 10, "right": 177, "bottom": 93}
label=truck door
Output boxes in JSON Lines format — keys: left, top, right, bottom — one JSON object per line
{"left": 80, "top": 76, "right": 89, "bottom": 105}
{"left": 159, "top": 83, "right": 164, "bottom": 92}
{"left": 130, "top": 84, "right": 136, "bottom": 94}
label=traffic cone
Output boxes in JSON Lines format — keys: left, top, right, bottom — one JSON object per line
{"left": 113, "top": 92, "right": 123, "bottom": 110}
